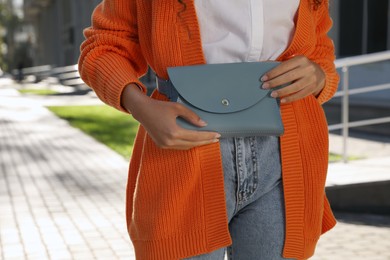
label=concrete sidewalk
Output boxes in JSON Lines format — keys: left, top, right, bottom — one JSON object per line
{"left": 0, "top": 84, "right": 134, "bottom": 259}
{"left": 1, "top": 81, "right": 390, "bottom": 259}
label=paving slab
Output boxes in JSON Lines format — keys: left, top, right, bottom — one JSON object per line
{"left": 327, "top": 156, "right": 390, "bottom": 186}
{"left": 0, "top": 85, "right": 134, "bottom": 259}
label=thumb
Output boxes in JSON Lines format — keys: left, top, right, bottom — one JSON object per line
{"left": 176, "top": 104, "right": 208, "bottom": 127}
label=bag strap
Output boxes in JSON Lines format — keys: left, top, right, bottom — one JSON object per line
{"left": 155, "top": 76, "right": 179, "bottom": 101}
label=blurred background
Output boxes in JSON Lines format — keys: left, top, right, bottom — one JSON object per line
{"left": 1, "top": 0, "right": 389, "bottom": 69}
{"left": 0, "top": 0, "right": 390, "bottom": 259}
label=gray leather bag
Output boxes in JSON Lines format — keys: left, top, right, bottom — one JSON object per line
{"left": 164, "top": 62, "right": 285, "bottom": 137}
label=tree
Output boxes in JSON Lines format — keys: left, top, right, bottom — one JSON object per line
{"left": 0, "top": 1, "right": 21, "bottom": 71}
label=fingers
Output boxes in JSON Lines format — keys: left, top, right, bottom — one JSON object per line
{"left": 152, "top": 127, "right": 221, "bottom": 150}
{"left": 278, "top": 84, "right": 315, "bottom": 104}
{"left": 262, "top": 56, "right": 314, "bottom": 88}
{"left": 269, "top": 76, "right": 313, "bottom": 102}
{"left": 174, "top": 102, "right": 208, "bottom": 127}
{"left": 179, "top": 129, "right": 221, "bottom": 142}
{"left": 160, "top": 137, "right": 220, "bottom": 150}
{"left": 261, "top": 56, "right": 307, "bottom": 82}
{"left": 148, "top": 102, "right": 221, "bottom": 150}
{"left": 260, "top": 55, "right": 325, "bottom": 104}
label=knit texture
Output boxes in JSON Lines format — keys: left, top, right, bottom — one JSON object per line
{"left": 79, "top": 1, "right": 339, "bottom": 259}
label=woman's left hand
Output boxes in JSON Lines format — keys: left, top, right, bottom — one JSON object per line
{"left": 261, "top": 55, "right": 326, "bottom": 104}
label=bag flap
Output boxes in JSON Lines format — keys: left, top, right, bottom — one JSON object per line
{"left": 167, "top": 62, "right": 280, "bottom": 114}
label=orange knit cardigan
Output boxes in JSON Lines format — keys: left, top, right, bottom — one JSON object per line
{"left": 79, "top": 0, "right": 339, "bottom": 259}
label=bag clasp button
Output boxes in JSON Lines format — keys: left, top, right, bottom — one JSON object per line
{"left": 221, "top": 98, "right": 230, "bottom": 106}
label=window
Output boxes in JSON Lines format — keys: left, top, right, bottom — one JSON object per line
{"left": 338, "top": 0, "right": 389, "bottom": 57}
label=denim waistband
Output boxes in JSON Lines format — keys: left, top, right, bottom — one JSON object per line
{"left": 156, "top": 76, "right": 179, "bottom": 102}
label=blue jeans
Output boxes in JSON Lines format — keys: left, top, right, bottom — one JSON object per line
{"left": 184, "top": 136, "right": 294, "bottom": 260}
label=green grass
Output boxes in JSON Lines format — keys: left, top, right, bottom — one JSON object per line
{"left": 329, "top": 153, "right": 342, "bottom": 162}
{"left": 329, "top": 153, "right": 361, "bottom": 163}
{"left": 19, "top": 89, "right": 59, "bottom": 95}
{"left": 48, "top": 105, "right": 139, "bottom": 159}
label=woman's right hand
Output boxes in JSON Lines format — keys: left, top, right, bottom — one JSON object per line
{"left": 121, "top": 84, "right": 221, "bottom": 150}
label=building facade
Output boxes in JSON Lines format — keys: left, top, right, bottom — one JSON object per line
{"left": 24, "top": 0, "right": 101, "bottom": 67}
{"left": 330, "top": 0, "right": 390, "bottom": 57}
{"left": 24, "top": 0, "right": 390, "bottom": 67}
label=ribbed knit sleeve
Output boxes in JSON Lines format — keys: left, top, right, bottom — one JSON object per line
{"left": 78, "top": 0, "right": 148, "bottom": 113}
{"left": 310, "top": 0, "right": 340, "bottom": 105}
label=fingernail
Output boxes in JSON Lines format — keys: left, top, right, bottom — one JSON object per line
{"left": 261, "top": 75, "right": 268, "bottom": 82}
{"left": 199, "top": 119, "right": 208, "bottom": 126}
{"left": 215, "top": 133, "right": 221, "bottom": 139}
{"left": 262, "top": 83, "right": 270, "bottom": 89}
{"left": 271, "top": 91, "right": 278, "bottom": 98}
{"left": 213, "top": 139, "right": 220, "bottom": 143}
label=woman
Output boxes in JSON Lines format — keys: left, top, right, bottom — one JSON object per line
{"left": 79, "top": 0, "right": 339, "bottom": 259}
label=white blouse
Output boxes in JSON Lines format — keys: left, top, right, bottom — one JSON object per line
{"left": 194, "top": 0, "right": 300, "bottom": 64}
